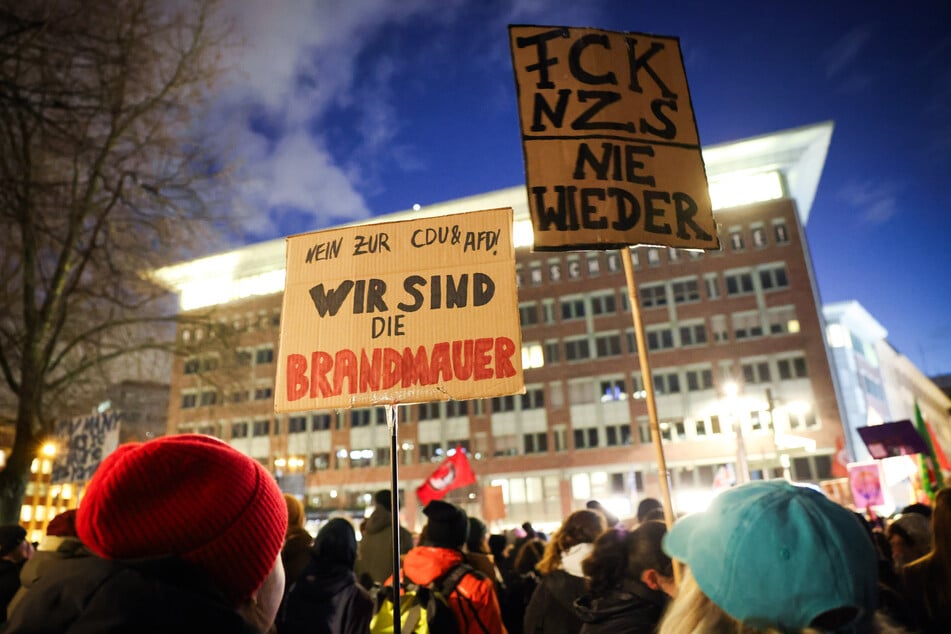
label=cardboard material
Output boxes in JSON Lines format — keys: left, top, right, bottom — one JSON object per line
{"left": 847, "top": 461, "right": 885, "bottom": 509}
{"left": 275, "top": 208, "right": 524, "bottom": 411}
{"left": 509, "top": 25, "right": 719, "bottom": 252}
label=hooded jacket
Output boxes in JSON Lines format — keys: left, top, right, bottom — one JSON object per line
{"left": 2, "top": 554, "right": 260, "bottom": 633}
{"left": 277, "top": 518, "right": 372, "bottom": 634}
{"left": 6, "top": 535, "right": 92, "bottom": 619}
{"left": 523, "top": 543, "right": 592, "bottom": 634}
{"left": 354, "top": 505, "right": 413, "bottom": 588}
{"left": 395, "top": 545, "right": 508, "bottom": 634}
{"left": 574, "top": 580, "right": 669, "bottom": 634}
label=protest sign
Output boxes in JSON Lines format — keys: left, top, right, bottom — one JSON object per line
{"left": 509, "top": 25, "right": 718, "bottom": 252}
{"left": 275, "top": 208, "right": 524, "bottom": 411}
{"left": 50, "top": 411, "right": 121, "bottom": 484}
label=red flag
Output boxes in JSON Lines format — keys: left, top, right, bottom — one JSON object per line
{"left": 416, "top": 448, "right": 476, "bottom": 506}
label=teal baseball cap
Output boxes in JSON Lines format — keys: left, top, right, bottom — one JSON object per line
{"left": 662, "top": 480, "right": 878, "bottom": 632}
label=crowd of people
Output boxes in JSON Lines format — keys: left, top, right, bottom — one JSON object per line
{"left": 0, "top": 434, "right": 947, "bottom": 633}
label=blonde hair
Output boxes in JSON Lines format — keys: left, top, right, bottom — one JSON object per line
{"left": 284, "top": 493, "right": 305, "bottom": 532}
{"left": 536, "top": 509, "right": 605, "bottom": 575}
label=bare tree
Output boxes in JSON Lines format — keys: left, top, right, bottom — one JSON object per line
{"left": 0, "top": 0, "right": 233, "bottom": 522}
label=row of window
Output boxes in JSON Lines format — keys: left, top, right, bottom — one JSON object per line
{"left": 180, "top": 310, "right": 282, "bottom": 344}
{"left": 183, "top": 347, "right": 275, "bottom": 374}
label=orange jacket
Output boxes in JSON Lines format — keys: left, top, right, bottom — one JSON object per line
{"left": 388, "top": 545, "right": 507, "bottom": 634}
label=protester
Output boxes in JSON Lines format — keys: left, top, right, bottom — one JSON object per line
{"left": 501, "top": 535, "right": 546, "bottom": 634}
{"left": 0, "top": 524, "right": 33, "bottom": 622}
{"left": 658, "top": 480, "right": 885, "bottom": 633}
{"left": 6, "top": 510, "right": 90, "bottom": 619}
{"left": 354, "top": 488, "right": 413, "bottom": 589}
{"left": 886, "top": 511, "right": 932, "bottom": 570}
{"left": 575, "top": 521, "right": 675, "bottom": 633}
{"left": 635, "top": 498, "right": 662, "bottom": 525}
{"left": 393, "top": 500, "right": 507, "bottom": 633}
{"left": 585, "top": 500, "right": 619, "bottom": 528}
{"left": 4, "top": 434, "right": 287, "bottom": 633}
{"left": 901, "top": 487, "right": 951, "bottom": 632}
{"left": 523, "top": 509, "right": 606, "bottom": 634}
{"left": 276, "top": 517, "right": 372, "bottom": 634}
{"left": 281, "top": 494, "right": 313, "bottom": 590}
{"left": 466, "top": 516, "right": 505, "bottom": 586}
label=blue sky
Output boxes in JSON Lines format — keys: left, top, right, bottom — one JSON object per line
{"left": 209, "top": 0, "right": 951, "bottom": 376}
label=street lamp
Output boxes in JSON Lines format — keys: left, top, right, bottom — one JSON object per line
{"left": 722, "top": 381, "right": 751, "bottom": 485}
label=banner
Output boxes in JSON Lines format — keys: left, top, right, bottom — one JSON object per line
{"left": 275, "top": 208, "right": 525, "bottom": 411}
{"left": 416, "top": 448, "right": 476, "bottom": 506}
{"left": 50, "top": 411, "right": 121, "bottom": 484}
{"left": 509, "top": 25, "right": 718, "bottom": 252}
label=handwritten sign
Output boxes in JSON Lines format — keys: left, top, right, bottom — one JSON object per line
{"left": 848, "top": 461, "right": 885, "bottom": 509}
{"left": 509, "top": 25, "right": 719, "bottom": 252}
{"left": 275, "top": 208, "right": 524, "bottom": 411}
{"left": 50, "top": 411, "right": 121, "bottom": 484}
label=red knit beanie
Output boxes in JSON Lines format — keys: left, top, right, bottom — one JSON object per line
{"left": 76, "top": 434, "right": 287, "bottom": 605}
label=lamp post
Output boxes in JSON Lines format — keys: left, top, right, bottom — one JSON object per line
{"left": 723, "top": 381, "right": 751, "bottom": 485}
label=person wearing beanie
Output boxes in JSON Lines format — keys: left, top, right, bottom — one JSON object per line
{"left": 658, "top": 480, "right": 895, "bottom": 634}
{"left": 6, "top": 510, "right": 92, "bottom": 619}
{"left": 886, "top": 511, "right": 933, "bottom": 570}
{"left": 0, "top": 524, "right": 33, "bottom": 623}
{"left": 276, "top": 517, "right": 373, "bottom": 634}
{"left": 5, "top": 434, "right": 288, "bottom": 633}
{"left": 393, "top": 500, "right": 508, "bottom": 633}
{"left": 354, "top": 487, "right": 412, "bottom": 589}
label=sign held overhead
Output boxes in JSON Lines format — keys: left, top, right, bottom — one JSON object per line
{"left": 509, "top": 25, "right": 719, "bottom": 252}
{"left": 275, "top": 208, "right": 525, "bottom": 412}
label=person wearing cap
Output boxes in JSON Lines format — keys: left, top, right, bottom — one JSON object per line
{"left": 0, "top": 524, "right": 33, "bottom": 623}
{"left": 393, "top": 500, "right": 507, "bottom": 633}
{"left": 657, "top": 480, "right": 893, "bottom": 633}
{"left": 6, "top": 510, "right": 91, "bottom": 619}
{"left": 354, "top": 488, "right": 413, "bottom": 589}
{"left": 523, "top": 509, "right": 606, "bottom": 634}
{"left": 4, "top": 434, "right": 288, "bottom": 633}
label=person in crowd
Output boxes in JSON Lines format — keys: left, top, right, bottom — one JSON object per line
{"left": 886, "top": 511, "right": 932, "bottom": 571}
{"left": 0, "top": 524, "right": 34, "bottom": 622}
{"left": 281, "top": 494, "right": 313, "bottom": 590}
{"left": 901, "top": 487, "right": 951, "bottom": 632}
{"left": 6, "top": 510, "right": 90, "bottom": 618}
{"left": 354, "top": 488, "right": 413, "bottom": 590}
{"left": 523, "top": 509, "right": 606, "bottom": 634}
{"left": 4, "top": 434, "right": 287, "bottom": 633}
{"left": 488, "top": 533, "right": 512, "bottom": 579}
{"left": 658, "top": 480, "right": 894, "bottom": 633}
{"left": 585, "top": 500, "right": 619, "bottom": 528}
{"left": 276, "top": 517, "right": 372, "bottom": 634}
{"left": 466, "top": 516, "right": 505, "bottom": 587}
{"left": 575, "top": 521, "right": 675, "bottom": 633}
{"left": 501, "top": 534, "right": 546, "bottom": 634}
{"left": 394, "top": 500, "right": 507, "bottom": 633}
{"left": 635, "top": 498, "right": 662, "bottom": 525}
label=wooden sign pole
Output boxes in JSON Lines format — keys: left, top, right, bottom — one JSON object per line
{"left": 385, "top": 404, "right": 402, "bottom": 630}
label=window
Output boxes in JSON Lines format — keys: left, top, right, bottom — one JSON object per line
{"left": 725, "top": 271, "right": 755, "bottom": 295}
{"left": 521, "top": 387, "right": 545, "bottom": 410}
{"left": 595, "top": 333, "right": 622, "bottom": 358}
{"left": 774, "top": 222, "right": 790, "bottom": 244}
{"left": 252, "top": 420, "right": 270, "bottom": 436}
{"left": 524, "top": 432, "right": 548, "bottom": 454}
{"left": 529, "top": 264, "right": 543, "bottom": 286}
{"left": 553, "top": 426, "right": 567, "bottom": 452}
{"left": 605, "top": 424, "right": 632, "bottom": 446}
{"left": 640, "top": 284, "right": 667, "bottom": 308}
{"left": 492, "top": 394, "right": 516, "bottom": 413}
{"left": 201, "top": 356, "right": 218, "bottom": 372}
{"left": 590, "top": 293, "right": 617, "bottom": 315}
{"left": 199, "top": 389, "right": 217, "bottom": 407}
{"left": 254, "top": 386, "right": 273, "bottom": 401}
{"left": 599, "top": 379, "right": 626, "bottom": 402}
{"left": 752, "top": 226, "right": 767, "bottom": 248}
{"left": 606, "top": 252, "right": 621, "bottom": 272}
{"left": 711, "top": 315, "right": 729, "bottom": 343}
{"left": 183, "top": 358, "right": 200, "bottom": 374}
{"left": 180, "top": 393, "right": 197, "bottom": 409}
{"left": 573, "top": 428, "right": 599, "bottom": 449}
{"left": 730, "top": 229, "right": 744, "bottom": 250}
{"left": 230, "top": 390, "right": 249, "bottom": 404}
{"left": 544, "top": 341, "right": 561, "bottom": 363}
{"left": 235, "top": 350, "right": 252, "bottom": 366}
{"left": 679, "top": 323, "right": 708, "bottom": 347}
{"left": 647, "top": 248, "right": 660, "bottom": 266}
{"left": 288, "top": 416, "right": 308, "bottom": 433}
{"left": 733, "top": 311, "right": 764, "bottom": 340}
{"left": 519, "top": 303, "right": 539, "bottom": 327}
{"left": 646, "top": 328, "right": 674, "bottom": 351}
{"left": 447, "top": 401, "right": 468, "bottom": 417}
{"left": 653, "top": 371, "right": 681, "bottom": 394}
{"left": 231, "top": 422, "right": 248, "bottom": 438}
{"left": 667, "top": 247, "right": 679, "bottom": 262}
{"left": 686, "top": 368, "right": 714, "bottom": 391}
{"left": 564, "top": 338, "right": 591, "bottom": 361}
{"left": 768, "top": 306, "right": 799, "bottom": 335}
{"left": 351, "top": 409, "right": 371, "bottom": 427}
{"left": 418, "top": 402, "right": 441, "bottom": 421}
{"left": 548, "top": 260, "right": 562, "bottom": 283}
{"left": 567, "top": 258, "right": 582, "bottom": 279}
{"left": 350, "top": 449, "right": 373, "bottom": 469}
{"left": 256, "top": 347, "right": 274, "bottom": 364}
{"left": 586, "top": 254, "right": 601, "bottom": 276}
{"left": 705, "top": 275, "right": 721, "bottom": 300}
{"left": 778, "top": 356, "right": 809, "bottom": 379}
{"left": 741, "top": 361, "right": 772, "bottom": 384}
{"left": 561, "top": 298, "right": 586, "bottom": 320}
{"left": 671, "top": 279, "right": 700, "bottom": 304}
{"left": 312, "top": 413, "right": 333, "bottom": 431}
{"left": 759, "top": 265, "right": 789, "bottom": 291}
{"left": 312, "top": 453, "right": 330, "bottom": 470}
{"left": 420, "top": 442, "right": 444, "bottom": 462}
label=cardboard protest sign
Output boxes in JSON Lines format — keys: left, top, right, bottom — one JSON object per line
{"left": 509, "top": 25, "right": 719, "bottom": 252}
{"left": 275, "top": 208, "right": 524, "bottom": 411}
{"left": 50, "top": 411, "right": 121, "bottom": 484}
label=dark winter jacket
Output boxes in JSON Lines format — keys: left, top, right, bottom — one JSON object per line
{"left": 574, "top": 580, "right": 669, "bottom": 634}
{"left": 281, "top": 525, "right": 314, "bottom": 589}
{"left": 0, "top": 559, "right": 22, "bottom": 623}
{"left": 354, "top": 505, "right": 413, "bottom": 588}
{"left": 277, "top": 518, "right": 373, "bottom": 634}
{"left": 2, "top": 554, "right": 259, "bottom": 633}
{"left": 523, "top": 569, "right": 587, "bottom": 634}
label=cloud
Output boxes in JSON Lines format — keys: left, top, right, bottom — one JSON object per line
{"left": 836, "top": 180, "right": 900, "bottom": 226}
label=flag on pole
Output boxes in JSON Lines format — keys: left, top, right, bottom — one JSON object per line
{"left": 914, "top": 400, "right": 945, "bottom": 501}
{"left": 416, "top": 447, "right": 476, "bottom": 506}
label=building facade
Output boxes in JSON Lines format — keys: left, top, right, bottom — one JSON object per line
{"left": 156, "top": 122, "right": 945, "bottom": 530}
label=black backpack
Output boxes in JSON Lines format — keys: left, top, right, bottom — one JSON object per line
{"left": 370, "top": 563, "right": 486, "bottom": 634}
